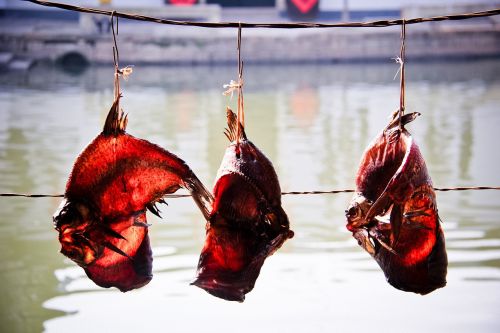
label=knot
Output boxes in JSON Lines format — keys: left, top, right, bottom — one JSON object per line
{"left": 117, "top": 65, "right": 134, "bottom": 81}
{"left": 392, "top": 56, "right": 404, "bottom": 80}
{"left": 393, "top": 56, "right": 404, "bottom": 65}
{"left": 222, "top": 79, "right": 243, "bottom": 99}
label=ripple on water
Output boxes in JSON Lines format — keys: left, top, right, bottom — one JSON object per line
{"left": 44, "top": 253, "right": 500, "bottom": 333}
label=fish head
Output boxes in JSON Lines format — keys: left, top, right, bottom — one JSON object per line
{"left": 54, "top": 199, "right": 153, "bottom": 292}
{"left": 83, "top": 212, "right": 153, "bottom": 292}
{"left": 53, "top": 199, "right": 102, "bottom": 266}
{"left": 192, "top": 213, "right": 291, "bottom": 302}
{"left": 345, "top": 192, "right": 373, "bottom": 231}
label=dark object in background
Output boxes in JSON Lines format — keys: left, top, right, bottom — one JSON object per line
{"left": 167, "top": 0, "right": 199, "bottom": 5}
{"left": 55, "top": 52, "right": 89, "bottom": 75}
{"left": 192, "top": 108, "right": 294, "bottom": 302}
{"left": 206, "top": 0, "right": 275, "bottom": 7}
{"left": 53, "top": 98, "right": 212, "bottom": 292}
{"left": 345, "top": 112, "right": 447, "bottom": 295}
{"left": 286, "top": 0, "right": 319, "bottom": 20}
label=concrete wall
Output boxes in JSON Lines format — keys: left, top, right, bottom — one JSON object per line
{"left": 1, "top": 26, "right": 499, "bottom": 66}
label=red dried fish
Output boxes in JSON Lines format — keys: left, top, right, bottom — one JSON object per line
{"left": 192, "top": 108, "right": 294, "bottom": 302}
{"left": 53, "top": 99, "right": 212, "bottom": 292}
{"left": 346, "top": 112, "right": 447, "bottom": 295}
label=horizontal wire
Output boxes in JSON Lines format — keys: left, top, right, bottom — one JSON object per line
{"left": 26, "top": 0, "right": 500, "bottom": 29}
{"left": 1, "top": 186, "right": 500, "bottom": 199}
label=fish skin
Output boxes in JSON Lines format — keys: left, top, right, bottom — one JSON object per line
{"left": 54, "top": 100, "right": 212, "bottom": 292}
{"left": 346, "top": 115, "right": 447, "bottom": 295}
{"left": 192, "top": 108, "right": 293, "bottom": 302}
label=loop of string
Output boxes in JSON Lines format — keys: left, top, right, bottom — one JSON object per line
{"left": 223, "top": 23, "right": 244, "bottom": 145}
{"left": 398, "top": 20, "right": 406, "bottom": 130}
{"left": 111, "top": 11, "right": 133, "bottom": 107}
{"left": 26, "top": 1, "right": 500, "bottom": 29}
{"left": 111, "top": 11, "right": 120, "bottom": 105}
{"left": 236, "top": 23, "right": 244, "bottom": 144}
{"left": 392, "top": 20, "right": 406, "bottom": 130}
{"left": 222, "top": 80, "right": 242, "bottom": 99}
{"left": 2, "top": 187, "right": 500, "bottom": 198}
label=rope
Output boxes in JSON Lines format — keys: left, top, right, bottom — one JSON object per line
{"left": 398, "top": 20, "right": 406, "bottom": 131}
{"left": 2, "top": 187, "right": 500, "bottom": 199}
{"left": 111, "top": 12, "right": 120, "bottom": 110}
{"left": 236, "top": 24, "right": 244, "bottom": 144}
{"left": 25, "top": 0, "right": 500, "bottom": 29}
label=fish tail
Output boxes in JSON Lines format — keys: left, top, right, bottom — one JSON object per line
{"left": 103, "top": 97, "right": 128, "bottom": 135}
{"left": 184, "top": 173, "right": 214, "bottom": 221}
{"left": 386, "top": 111, "right": 421, "bottom": 132}
{"left": 224, "top": 107, "right": 247, "bottom": 143}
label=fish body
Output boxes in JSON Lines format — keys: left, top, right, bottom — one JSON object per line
{"left": 346, "top": 113, "right": 447, "bottom": 295}
{"left": 192, "top": 108, "right": 293, "bottom": 302}
{"left": 54, "top": 100, "right": 212, "bottom": 292}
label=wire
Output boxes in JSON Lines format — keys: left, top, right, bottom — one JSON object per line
{"left": 2, "top": 187, "right": 500, "bottom": 199}
{"left": 26, "top": 0, "right": 500, "bottom": 29}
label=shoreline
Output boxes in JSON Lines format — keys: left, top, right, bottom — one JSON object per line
{"left": 1, "top": 16, "right": 499, "bottom": 69}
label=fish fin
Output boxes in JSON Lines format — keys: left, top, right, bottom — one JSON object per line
{"left": 225, "top": 107, "right": 247, "bottom": 142}
{"left": 368, "top": 229, "right": 398, "bottom": 256}
{"left": 377, "top": 237, "right": 398, "bottom": 256}
{"left": 100, "top": 225, "right": 127, "bottom": 240}
{"left": 366, "top": 193, "right": 390, "bottom": 223}
{"left": 146, "top": 203, "right": 162, "bottom": 218}
{"left": 73, "top": 233, "right": 98, "bottom": 253}
{"left": 403, "top": 210, "right": 433, "bottom": 230}
{"left": 184, "top": 173, "right": 214, "bottom": 221}
{"left": 353, "top": 229, "right": 376, "bottom": 256}
{"left": 103, "top": 96, "right": 127, "bottom": 135}
{"left": 264, "top": 205, "right": 290, "bottom": 235}
{"left": 404, "top": 210, "right": 431, "bottom": 218}
{"left": 103, "top": 241, "right": 132, "bottom": 260}
{"left": 133, "top": 221, "right": 151, "bottom": 228}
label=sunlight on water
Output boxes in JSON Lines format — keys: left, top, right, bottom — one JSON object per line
{"left": 0, "top": 60, "right": 499, "bottom": 332}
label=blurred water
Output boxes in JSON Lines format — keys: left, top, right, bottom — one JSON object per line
{"left": 0, "top": 60, "right": 499, "bottom": 333}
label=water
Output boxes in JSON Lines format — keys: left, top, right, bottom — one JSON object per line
{"left": 0, "top": 60, "right": 499, "bottom": 333}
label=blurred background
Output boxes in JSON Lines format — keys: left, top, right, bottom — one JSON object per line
{"left": 1, "top": 0, "right": 500, "bottom": 68}
{"left": 1, "top": 1, "right": 500, "bottom": 333}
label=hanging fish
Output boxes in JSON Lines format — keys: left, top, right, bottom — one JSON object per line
{"left": 192, "top": 108, "right": 294, "bottom": 302}
{"left": 345, "top": 112, "right": 447, "bottom": 295}
{"left": 53, "top": 98, "right": 212, "bottom": 292}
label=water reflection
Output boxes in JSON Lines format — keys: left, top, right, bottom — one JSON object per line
{"left": 2, "top": 60, "right": 500, "bottom": 93}
{"left": 0, "top": 60, "right": 499, "bottom": 332}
